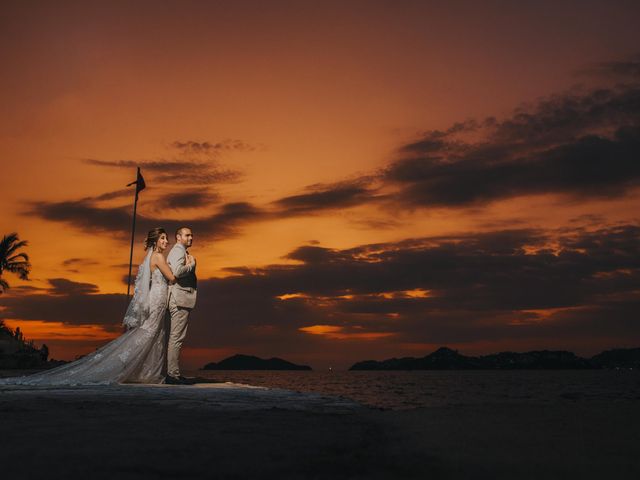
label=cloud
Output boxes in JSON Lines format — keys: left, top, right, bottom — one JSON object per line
{"left": 27, "top": 197, "right": 269, "bottom": 242}
{"left": 259, "top": 61, "right": 640, "bottom": 218}
{"left": 1, "top": 278, "right": 123, "bottom": 329}
{"left": 62, "top": 258, "right": 100, "bottom": 267}
{"left": 4, "top": 225, "right": 638, "bottom": 362}
{"left": 29, "top": 177, "right": 388, "bottom": 242}
{"left": 80, "top": 138, "right": 260, "bottom": 188}
{"left": 49, "top": 60, "right": 639, "bottom": 236}
{"left": 184, "top": 224, "right": 640, "bottom": 349}
{"left": 151, "top": 189, "right": 221, "bottom": 210}
{"left": 383, "top": 74, "right": 640, "bottom": 208}
{"left": 187, "top": 202, "right": 268, "bottom": 240}
{"left": 580, "top": 55, "right": 640, "bottom": 79}
{"left": 83, "top": 158, "right": 243, "bottom": 186}
{"left": 285, "top": 245, "right": 341, "bottom": 264}
{"left": 272, "top": 178, "right": 382, "bottom": 214}
{"left": 48, "top": 278, "right": 99, "bottom": 295}
{"left": 61, "top": 258, "right": 100, "bottom": 273}
{"left": 30, "top": 199, "right": 132, "bottom": 233}
{"left": 171, "top": 139, "right": 260, "bottom": 155}
{"left": 85, "top": 189, "right": 133, "bottom": 202}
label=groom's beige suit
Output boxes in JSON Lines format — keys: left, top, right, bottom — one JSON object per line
{"left": 166, "top": 242, "right": 197, "bottom": 378}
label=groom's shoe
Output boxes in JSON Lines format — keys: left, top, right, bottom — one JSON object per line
{"left": 165, "top": 375, "right": 184, "bottom": 385}
{"left": 178, "top": 375, "right": 196, "bottom": 385}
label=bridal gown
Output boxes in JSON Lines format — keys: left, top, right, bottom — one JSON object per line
{"left": 0, "top": 267, "right": 169, "bottom": 386}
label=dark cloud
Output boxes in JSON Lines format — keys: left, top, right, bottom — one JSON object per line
{"left": 28, "top": 198, "right": 268, "bottom": 242}
{"left": 84, "top": 158, "right": 187, "bottom": 172}
{"left": 185, "top": 201, "right": 268, "bottom": 240}
{"left": 86, "top": 189, "right": 133, "bottom": 202}
{"left": 183, "top": 224, "right": 640, "bottom": 353}
{"left": 54, "top": 62, "right": 640, "bottom": 232}
{"left": 81, "top": 138, "right": 257, "bottom": 188}
{"left": 206, "top": 56, "right": 640, "bottom": 217}
{"left": 30, "top": 199, "right": 132, "bottom": 234}
{"left": 0, "top": 285, "right": 47, "bottom": 297}
{"left": 285, "top": 245, "right": 341, "bottom": 264}
{"left": 4, "top": 225, "right": 639, "bottom": 362}
{"left": 171, "top": 139, "right": 259, "bottom": 155}
{"left": 1, "top": 292, "right": 125, "bottom": 329}
{"left": 380, "top": 61, "right": 640, "bottom": 208}
{"left": 153, "top": 170, "right": 242, "bottom": 185}
{"left": 581, "top": 55, "right": 640, "bottom": 79}
{"left": 83, "top": 158, "right": 243, "bottom": 185}
{"left": 48, "top": 278, "right": 99, "bottom": 295}
{"left": 61, "top": 258, "right": 100, "bottom": 274}
{"left": 151, "top": 190, "right": 221, "bottom": 210}
{"left": 272, "top": 178, "right": 381, "bottom": 214}
{"left": 1, "top": 278, "right": 123, "bottom": 329}
{"left": 62, "top": 258, "right": 100, "bottom": 267}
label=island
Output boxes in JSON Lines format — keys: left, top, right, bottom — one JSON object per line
{"left": 349, "top": 346, "right": 640, "bottom": 370}
{"left": 202, "top": 354, "right": 312, "bottom": 370}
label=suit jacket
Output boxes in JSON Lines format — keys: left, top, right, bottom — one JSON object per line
{"left": 167, "top": 243, "right": 197, "bottom": 309}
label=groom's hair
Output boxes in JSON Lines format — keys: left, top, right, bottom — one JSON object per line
{"left": 175, "top": 226, "right": 190, "bottom": 238}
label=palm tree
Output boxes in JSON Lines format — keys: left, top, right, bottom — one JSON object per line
{"left": 0, "top": 232, "right": 31, "bottom": 293}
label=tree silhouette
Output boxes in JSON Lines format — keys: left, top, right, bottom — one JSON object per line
{"left": 0, "top": 319, "right": 10, "bottom": 335}
{"left": 0, "top": 232, "right": 31, "bottom": 293}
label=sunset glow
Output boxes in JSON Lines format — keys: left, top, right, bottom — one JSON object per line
{"left": 2, "top": 1, "right": 639, "bottom": 370}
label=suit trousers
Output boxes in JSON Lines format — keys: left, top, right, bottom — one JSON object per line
{"left": 167, "top": 293, "right": 191, "bottom": 377}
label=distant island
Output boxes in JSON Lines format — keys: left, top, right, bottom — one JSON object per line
{"left": 202, "top": 354, "right": 312, "bottom": 371}
{"left": 349, "top": 347, "right": 640, "bottom": 370}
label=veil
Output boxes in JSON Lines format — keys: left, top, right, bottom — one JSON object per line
{"left": 123, "top": 249, "right": 153, "bottom": 329}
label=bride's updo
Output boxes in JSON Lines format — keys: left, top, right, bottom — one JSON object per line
{"left": 144, "top": 228, "right": 167, "bottom": 251}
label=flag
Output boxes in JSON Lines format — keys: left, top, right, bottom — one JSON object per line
{"left": 127, "top": 167, "right": 146, "bottom": 199}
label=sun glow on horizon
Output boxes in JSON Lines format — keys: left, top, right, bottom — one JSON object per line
{"left": 299, "top": 324, "right": 395, "bottom": 340}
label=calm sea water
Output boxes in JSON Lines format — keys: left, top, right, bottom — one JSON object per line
{"left": 187, "top": 369, "right": 640, "bottom": 410}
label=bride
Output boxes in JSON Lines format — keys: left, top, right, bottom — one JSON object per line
{"left": 0, "top": 227, "right": 192, "bottom": 386}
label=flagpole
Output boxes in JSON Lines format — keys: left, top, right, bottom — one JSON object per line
{"left": 126, "top": 167, "right": 142, "bottom": 304}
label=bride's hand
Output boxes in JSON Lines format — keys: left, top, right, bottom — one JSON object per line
{"left": 186, "top": 254, "right": 195, "bottom": 266}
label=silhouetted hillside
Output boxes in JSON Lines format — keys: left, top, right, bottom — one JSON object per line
{"left": 590, "top": 348, "right": 640, "bottom": 369}
{"left": 0, "top": 321, "right": 58, "bottom": 369}
{"left": 202, "top": 354, "right": 312, "bottom": 371}
{"left": 480, "top": 350, "right": 591, "bottom": 369}
{"left": 349, "top": 347, "right": 640, "bottom": 370}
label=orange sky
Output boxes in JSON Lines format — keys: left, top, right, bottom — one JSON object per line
{"left": 2, "top": 1, "right": 640, "bottom": 370}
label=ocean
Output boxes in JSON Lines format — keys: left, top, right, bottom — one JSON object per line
{"left": 188, "top": 368, "right": 640, "bottom": 410}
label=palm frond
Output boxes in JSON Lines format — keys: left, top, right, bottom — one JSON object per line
{"left": 6, "top": 262, "right": 31, "bottom": 279}
{"left": 0, "top": 277, "right": 9, "bottom": 293}
{"left": 5, "top": 261, "right": 30, "bottom": 269}
{"left": 4, "top": 240, "right": 29, "bottom": 258}
{"left": 0, "top": 233, "right": 19, "bottom": 255}
{"left": 6, "top": 252, "right": 30, "bottom": 263}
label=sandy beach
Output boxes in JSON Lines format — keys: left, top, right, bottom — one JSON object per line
{"left": 1, "top": 378, "right": 639, "bottom": 479}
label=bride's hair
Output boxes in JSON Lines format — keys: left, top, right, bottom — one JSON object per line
{"left": 144, "top": 228, "right": 167, "bottom": 251}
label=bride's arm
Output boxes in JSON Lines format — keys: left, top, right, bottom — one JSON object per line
{"left": 169, "top": 250, "right": 195, "bottom": 278}
{"left": 153, "top": 253, "right": 176, "bottom": 283}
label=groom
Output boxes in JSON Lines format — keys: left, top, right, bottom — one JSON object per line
{"left": 166, "top": 226, "right": 197, "bottom": 384}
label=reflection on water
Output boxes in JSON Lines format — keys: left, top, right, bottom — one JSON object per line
{"left": 187, "top": 369, "right": 640, "bottom": 410}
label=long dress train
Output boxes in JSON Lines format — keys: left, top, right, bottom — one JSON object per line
{"left": 0, "top": 267, "right": 169, "bottom": 386}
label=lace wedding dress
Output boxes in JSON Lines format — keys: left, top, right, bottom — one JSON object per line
{"left": 0, "top": 251, "right": 168, "bottom": 385}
